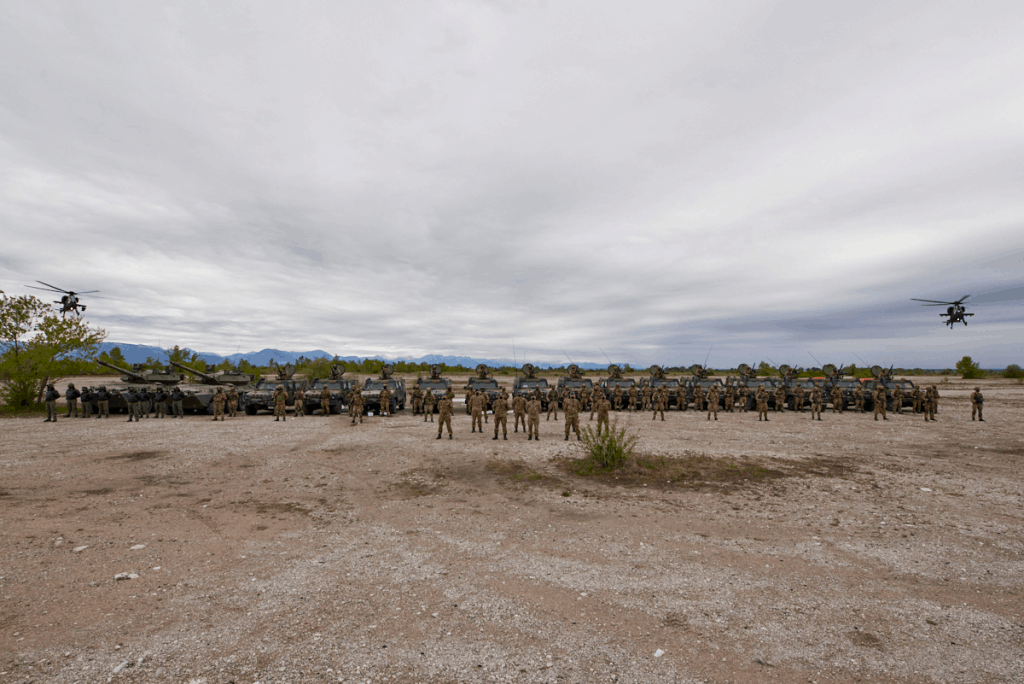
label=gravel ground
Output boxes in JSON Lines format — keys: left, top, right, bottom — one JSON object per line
{"left": 1, "top": 375, "right": 1021, "bottom": 684}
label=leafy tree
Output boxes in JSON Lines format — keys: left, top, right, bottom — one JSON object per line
{"left": 757, "top": 361, "right": 775, "bottom": 376}
{"left": 165, "top": 345, "right": 203, "bottom": 368}
{"left": 96, "top": 346, "right": 129, "bottom": 373}
{"left": 295, "top": 356, "right": 336, "bottom": 380}
{"left": 955, "top": 356, "right": 985, "bottom": 379}
{"left": 0, "top": 294, "right": 106, "bottom": 409}
{"left": 1002, "top": 363, "right": 1022, "bottom": 379}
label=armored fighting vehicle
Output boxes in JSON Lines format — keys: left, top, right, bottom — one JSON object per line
{"left": 245, "top": 363, "right": 309, "bottom": 414}
{"left": 636, "top": 365, "right": 678, "bottom": 407}
{"left": 94, "top": 360, "right": 184, "bottom": 413}
{"left": 555, "top": 364, "right": 593, "bottom": 407}
{"left": 463, "top": 364, "right": 504, "bottom": 413}
{"left": 302, "top": 364, "right": 352, "bottom": 415}
{"left": 511, "top": 364, "right": 551, "bottom": 409}
{"left": 415, "top": 365, "right": 452, "bottom": 412}
{"left": 599, "top": 364, "right": 637, "bottom": 402}
{"left": 680, "top": 364, "right": 726, "bottom": 408}
{"left": 169, "top": 361, "right": 255, "bottom": 413}
{"left": 360, "top": 364, "right": 406, "bottom": 414}
{"left": 861, "top": 365, "right": 919, "bottom": 411}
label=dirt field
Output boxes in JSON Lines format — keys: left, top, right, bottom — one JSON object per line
{"left": 1, "top": 375, "right": 1021, "bottom": 683}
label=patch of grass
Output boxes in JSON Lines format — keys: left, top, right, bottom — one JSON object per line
{"left": 571, "top": 422, "right": 639, "bottom": 473}
{"left": 487, "top": 460, "right": 547, "bottom": 483}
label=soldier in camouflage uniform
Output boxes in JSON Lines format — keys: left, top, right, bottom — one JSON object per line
{"left": 853, "top": 385, "right": 865, "bottom": 412}
{"left": 512, "top": 393, "right": 527, "bottom": 432}
{"left": 65, "top": 383, "right": 80, "bottom": 418}
{"left": 970, "top": 387, "right": 984, "bottom": 421}
{"left": 707, "top": 385, "right": 720, "bottom": 421}
{"left": 642, "top": 385, "right": 654, "bottom": 411}
{"left": 923, "top": 386, "right": 936, "bottom": 421}
{"left": 273, "top": 384, "right": 288, "bottom": 421}
{"left": 81, "top": 386, "right": 94, "bottom": 417}
{"left": 809, "top": 382, "right": 823, "bottom": 421}
{"left": 378, "top": 385, "right": 392, "bottom": 417}
{"left": 320, "top": 386, "right": 331, "bottom": 416}
{"left": 212, "top": 387, "right": 227, "bottom": 421}
{"left": 793, "top": 383, "right": 806, "bottom": 413}
{"left": 423, "top": 390, "right": 435, "bottom": 421}
{"left": 612, "top": 386, "right": 623, "bottom": 411}
{"left": 349, "top": 388, "right": 364, "bottom": 424}
{"left": 737, "top": 383, "right": 749, "bottom": 412}
{"left": 873, "top": 384, "right": 887, "bottom": 421}
{"left": 930, "top": 385, "right": 940, "bottom": 417}
{"left": 724, "top": 384, "right": 736, "bottom": 412}
{"left": 469, "top": 390, "right": 485, "bottom": 432}
{"left": 228, "top": 387, "right": 240, "bottom": 417}
{"left": 436, "top": 393, "right": 453, "bottom": 439}
{"left": 830, "top": 385, "right": 844, "bottom": 413}
{"left": 891, "top": 385, "right": 903, "bottom": 414}
{"left": 492, "top": 393, "right": 509, "bottom": 440}
{"left": 153, "top": 388, "right": 167, "bottom": 419}
{"left": 755, "top": 386, "right": 769, "bottom": 421}
{"left": 526, "top": 396, "right": 541, "bottom": 440}
{"left": 293, "top": 388, "right": 306, "bottom": 417}
{"left": 44, "top": 384, "right": 60, "bottom": 422}
{"left": 651, "top": 386, "right": 666, "bottom": 421}
{"left": 692, "top": 384, "right": 705, "bottom": 413}
{"left": 411, "top": 387, "right": 423, "bottom": 415}
{"left": 589, "top": 388, "right": 601, "bottom": 420}
{"left": 563, "top": 392, "right": 581, "bottom": 440}
{"left": 911, "top": 386, "right": 922, "bottom": 413}
{"left": 627, "top": 386, "right": 638, "bottom": 411}
{"left": 595, "top": 393, "right": 611, "bottom": 436}
{"left": 774, "top": 384, "right": 787, "bottom": 413}
{"left": 579, "top": 386, "right": 591, "bottom": 417}
{"left": 546, "top": 387, "right": 559, "bottom": 421}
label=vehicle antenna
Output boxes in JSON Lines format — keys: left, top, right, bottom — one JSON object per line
{"left": 512, "top": 340, "right": 519, "bottom": 378}
{"left": 562, "top": 349, "right": 574, "bottom": 365}
{"left": 854, "top": 352, "right": 868, "bottom": 367}
{"left": 767, "top": 357, "right": 778, "bottom": 367}
{"left": 808, "top": 351, "right": 823, "bottom": 367}
{"left": 598, "top": 345, "right": 612, "bottom": 365}
{"left": 703, "top": 346, "right": 713, "bottom": 370}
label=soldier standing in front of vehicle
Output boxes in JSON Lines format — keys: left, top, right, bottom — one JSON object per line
{"left": 627, "top": 385, "right": 638, "bottom": 411}
{"left": 692, "top": 384, "right": 705, "bottom": 413}
{"left": 349, "top": 388, "right": 364, "bottom": 424}
{"left": 809, "top": 382, "right": 823, "bottom": 421}
{"left": 212, "top": 387, "right": 227, "bottom": 421}
{"left": 873, "top": 384, "right": 887, "bottom": 421}
{"left": 755, "top": 386, "right": 769, "bottom": 421}
{"left": 378, "top": 385, "right": 392, "bottom": 417}
{"left": 273, "top": 384, "right": 288, "bottom": 421}
{"left": 65, "top": 383, "right": 80, "bottom": 418}
{"left": 546, "top": 387, "right": 559, "bottom": 421}
{"left": 970, "top": 387, "right": 984, "bottom": 421}
{"left": 612, "top": 386, "right": 623, "bottom": 411}
{"left": 652, "top": 386, "right": 666, "bottom": 421}
{"left": 793, "top": 383, "right": 806, "bottom": 413}
{"left": 923, "top": 386, "right": 936, "bottom": 421}
{"left": 642, "top": 385, "right": 654, "bottom": 411}
{"left": 563, "top": 392, "right": 581, "bottom": 441}
{"left": 911, "top": 386, "right": 922, "bottom": 413}
{"left": 423, "top": 390, "right": 435, "bottom": 422}
{"left": 595, "top": 393, "right": 611, "bottom": 435}
{"left": 293, "top": 387, "right": 306, "bottom": 417}
{"left": 81, "top": 386, "right": 93, "bottom": 418}
{"left": 436, "top": 393, "right": 453, "bottom": 439}
{"left": 125, "top": 387, "right": 141, "bottom": 422}
{"left": 512, "top": 393, "right": 527, "bottom": 432}
{"left": 737, "top": 383, "right": 749, "bottom": 412}
{"left": 830, "top": 384, "right": 843, "bottom": 413}
{"left": 469, "top": 390, "right": 485, "bottom": 433}
{"left": 153, "top": 387, "right": 167, "bottom": 419}
{"left": 97, "top": 386, "right": 111, "bottom": 418}
{"left": 492, "top": 393, "right": 509, "bottom": 440}
{"left": 724, "top": 384, "right": 735, "bottom": 412}
{"left": 891, "top": 385, "right": 903, "bottom": 414}
{"left": 228, "top": 387, "right": 240, "bottom": 417}
{"left": 774, "top": 384, "right": 786, "bottom": 413}
{"left": 411, "top": 387, "right": 423, "bottom": 416}
{"left": 853, "top": 384, "right": 864, "bottom": 412}
{"left": 707, "top": 385, "right": 720, "bottom": 421}
{"left": 320, "top": 386, "right": 331, "bottom": 416}
{"left": 526, "top": 395, "right": 541, "bottom": 440}
{"left": 44, "top": 383, "right": 60, "bottom": 422}
{"left": 170, "top": 387, "right": 185, "bottom": 418}
{"left": 931, "top": 385, "right": 940, "bottom": 415}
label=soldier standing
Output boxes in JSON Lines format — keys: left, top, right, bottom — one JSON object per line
{"left": 318, "top": 385, "right": 331, "bottom": 415}
{"left": 153, "top": 387, "right": 167, "bottom": 419}
{"left": 792, "top": 383, "right": 805, "bottom": 412}
{"left": 809, "top": 382, "right": 823, "bottom": 421}
{"left": 526, "top": 395, "right": 541, "bottom": 440}
{"left": 469, "top": 390, "right": 485, "bottom": 433}
{"left": 579, "top": 386, "right": 591, "bottom": 415}
{"left": 612, "top": 386, "right": 623, "bottom": 411}
{"left": 546, "top": 387, "right": 559, "bottom": 421}
{"left": 923, "top": 386, "right": 936, "bottom": 421}
{"left": 228, "top": 387, "right": 240, "bottom": 417}
{"left": 755, "top": 386, "right": 769, "bottom": 421}
{"left": 65, "top": 383, "right": 80, "bottom": 418}
{"left": 737, "top": 383, "right": 749, "bottom": 412}
{"left": 212, "top": 386, "right": 227, "bottom": 421}
{"left": 563, "top": 392, "right": 581, "bottom": 440}
{"left": 692, "top": 384, "right": 705, "bottom": 413}
{"left": 830, "top": 385, "right": 843, "bottom": 413}
{"left": 273, "top": 384, "right": 288, "bottom": 421}
{"left": 293, "top": 388, "right": 306, "bottom": 417}
{"left": 891, "top": 385, "right": 903, "bottom": 414}
{"left": 378, "top": 385, "right": 392, "bottom": 417}
{"left": 911, "top": 386, "right": 922, "bottom": 413}
{"left": 628, "top": 385, "right": 638, "bottom": 411}
{"left": 349, "top": 388, "right": 364, "bottom": 424}
{"left": 81, "top": 386, "right": 93, "bottom": 418}
{"left": 652, "top": 386, "right": 666, "bottom": 421}
{"left": 126, "top": 387, "right": 141, "bottom": 422}
{"left": 170, "top": 387, "right": 185, "bottom": 418}
{"left": 411, "top": 387, "right": 423, "bottom": 415}
{"left": 970, "top": 387, "right": 984, "bottom": 421}
{"left": 707, "top": 385, "right": 720, "bottom": 421}
{"left": 931, "top": 385, "right": 940, "bottom": 415}
{"left": 642, "top": 385, "right": 655, "bottom": 411}
{"left": 853, "top": 385, "right": 864, "bottom": 412}
{"left": 492, "top": 393, "right": 509, "bottom": 440}
{"left": 44, "top": 383, "right": 60, "bottom": 422}
{"left": 595, "top": 394, "right": 611, "bottom": 435}
{"left": 774, "top": 384, "right": 787, "bottom": 413}
{"left": 873, "top": 384, "right": 887, "bottom": 421}
{"left": 724, "top": 384, "right": 736, "bottom": 412}
{"left": 436, "top": 393, "right": 453, "bottom": 439}
{"left": 589, "top": 388, "right": 601, "bottom": 420}
{"left": 423, "top": 390, "right": 435, "bottom": 422}
{"left": 97, "top": 386, "right": 111, "bottom": 418}
{"left": 512, "top": 393, "right": 527, "bottom": 432}
{"left": 481, "top": 391, "right": 490, "bottom": 424}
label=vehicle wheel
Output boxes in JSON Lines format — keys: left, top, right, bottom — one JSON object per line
{"left": 246, "top": 405, "right": 258, "bottom": 415}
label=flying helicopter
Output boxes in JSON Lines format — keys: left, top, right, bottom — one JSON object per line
{"left": 911, "top": 295, "right": 974, "bottom": 328}
{"left": 25, "top": 281, "right": 100, "bottom": 317}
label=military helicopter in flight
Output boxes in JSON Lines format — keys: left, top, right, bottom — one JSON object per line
{"left": 26, "top": 281, "right": 100, "bottom": 316}
{"left": 911, "top": 295, "right": 974, "bottom": 328}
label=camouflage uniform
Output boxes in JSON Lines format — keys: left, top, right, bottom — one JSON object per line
{"left": 320, "top": 387, "right": 332, "bottom": 415}
{"left": 627, "top": 386, "right": 638, "bottom": 411}
{"left": 65, "top": 383, "right": 80, "bottom": 418}
{"left": 153, "top": 389, "right": 167, "bottom": 418}
{"left": 737, "top": 385, "right": 749, "bottom": 412}
{"left": 589, "top": 388, "right": 601, "bottom": 420}
{"left": 692, "top": 385, "right": 705, "bottom": 413}
{"left": 411, "top": 387, "right": 423, "bottom": 415}
{"left": 873, "top": 385, "right": 887, "bottom": 421}
{"left": 931, "top": 385, "right": 940, "bottom": 417}
{"left": 349, "top": 389, "right": 364, "bottom": 424}
{"left": 378, "top": 386, "right": 392, "bottom": 416}
{"left": 774, "top": 385, "right": 787, "bottom": 413}
{"left": 853, "top": 385, "right": 864, "bottom": 412}
{"left": 579, "top": 387, "right": 591, "bottom": 414}
{"left": 563, "top": 394, "right": 581, "bottom": 440}
{"left": 810, "top": 383, "right": 823, "bottom": 421}
{"left": 44, "top": 384, "right": 59, "bottom": 422}
{"left": 293, "top": 389, "right": 306, "bottom": 417}
{"left": 612, "top": 387, "right": 623, "bottom": 411}
{"left": 81, "top": 387, "right": 93, "bottom": 417}
{"left": 596, "top": 395, "right": 611, "bottom": 435}
{"left": 492, "top": 394, "right": 509, "bottom": 440}
{"left": 212, "top": 387, "right": 227, "bottom": 421}
{"left": 481, "top": 391, "right": 490, "bottom": 423}
{"left": 470, "top": 391, "right": 485, "bottom": 432}
{"left": 970, "top": 387, "right": 984, "bottom": 421}
{"left": 526, "top": 397, "right": 541, "bottom": 440}
{"left": 273, "top": 385, "right": 288, "bottom": 421}
{"left": 642, "top": 385, "right": 654, "bottom": 411}
{"left": 755, "top": 387, "right": 769, "bottom": 421}
{"left": 707, "top": 386, "right": 720, "bottom": 421}
{"left": 512, "top": 395, "right": 527, "bottom": 432}
{"left": 724, "top": 385, "right": 736, "bottom": 412}
{"left": 97, "top": 387, "right": 111, "bottom": 418}
{"left": 170, "top": 388, "right": 184, "bottom": 417}
{"left": 911, "top": 386, "right": 922, "bottom": 413}
{"left": 923, "top": 387, "right": 936, "bottom": 421}
{"left": 793, "top": 385, "right": 806, "bottom": 413}
{"left": 891, "top": 386, "right": 903, "bottom": 414}
{"left": 830, "top": 386, "right": 843, "bottom": 413}
{"left": 652, "top": 387, "right": 666, "bottom": 421}
{"left": 423, "top": 391, "right": 435, "bottom": 422}
{"left": 436, "top": 395, "right": 453, "bottom": 439}
{"left": 228, "top": 388, "right": 240, "bottom": 417}
{"left": 546, "top": 388, "right": 559, "bottom": 421}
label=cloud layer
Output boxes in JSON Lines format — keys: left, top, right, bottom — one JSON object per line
{"left": 2, "top": 1, "right": 1023, "bottom": 366}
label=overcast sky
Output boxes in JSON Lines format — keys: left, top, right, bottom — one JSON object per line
{"left": 2, "top": 1, "right": 1023, "bottom": 368}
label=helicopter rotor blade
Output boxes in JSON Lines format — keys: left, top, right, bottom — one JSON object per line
{"left": 75, "top": 290, "right": 101, "bottom": 294}
{"left": 911, "top": 298, "right": 956, "bottom": 305}
{"left": 26, "top": 285, "right": 61, "bottom": 292}
{"left": 954, "top": 295, "right": 971, "bottom": 304}
{"left": 36, "top": 281, "right": 71, "bottom": 294}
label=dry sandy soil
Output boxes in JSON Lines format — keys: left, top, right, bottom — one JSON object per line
{"left": 1, "top": 375, "right": 1021, "bottom": 684}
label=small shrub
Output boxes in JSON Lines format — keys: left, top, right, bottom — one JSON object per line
{"left": 956, "top": 356, "right": 985, "bottom": 379}
{"left": 1002, "top": 364, "right": 1023, "bottom": 379}
{"left": 573, "top": 422, "right": 639, "bottom": 473}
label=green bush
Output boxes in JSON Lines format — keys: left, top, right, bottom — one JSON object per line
{"left": 1002, "top": 364, "right": 1023, "bottom": 379}
{"left": 955, "top": 356, "right": 985, "bottom": 379}
{"left": 573, "top": 422, "right": 639, "bottom": 473}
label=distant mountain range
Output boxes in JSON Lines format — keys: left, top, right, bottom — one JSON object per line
{"left": 97, "top": 343, "right": 611, "bottom": 370}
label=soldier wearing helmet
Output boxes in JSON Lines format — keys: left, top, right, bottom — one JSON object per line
{"left": 970, "top": 386, "right": 984, "bottom": 421}
{"left": 273, "top": 384, "right": 288, "bottom": 421}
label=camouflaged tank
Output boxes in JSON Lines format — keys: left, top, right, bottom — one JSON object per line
{"left": 169, "top": 361, "right": 255, "bottom": 414}
{"left": 94, "top": 360, "right": 184, "bottom": 413}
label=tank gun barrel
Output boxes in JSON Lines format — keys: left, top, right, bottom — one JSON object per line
{"left": 96, "top": 359, "right": 147, "bottom": 382}
{"left": 169, "top": 360, "right": 220, "bottom": 384}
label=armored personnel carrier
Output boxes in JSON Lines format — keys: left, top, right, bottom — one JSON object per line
{"left": 169, "top": 361, "right": 255, "bottom": 413}
{"left": 360, "top": 364, "right": 406, "bottom": 414}
{"left": 463, "top": 364, "right": 504, "bottom": 409}
{"left": 511, "top": 364, "right": 551, "bottom": 409}
{"left": 861, "top": 365, "right": 918, "bottom": 411}
{"left": 245, "top": 363, "right": 309, "bottom": 414}
{"left": 555, "top": 364, "right": 592, "bottom": 407}
{"left": 415, "top": 365, "right": 452, "bottom": 412}
{"left": 302, "top": 364, "right": 352, "bottom": 415}
{"left": 94, "top": 360, "right": 184, "bottom": 413}
{"left": 680, "top": 364, "right": 727, "bottom": 409}
{"left": 636, "top": 365, "right": 677, "bottom": 407}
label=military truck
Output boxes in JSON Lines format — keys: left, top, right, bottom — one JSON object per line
{"left": 636, "top": 365, "right": 678, "bottom": 407}
{"left": 511, "top": 364, "right": 551, "bottom": 409}
{"left": 680, "top": 364, "right": 727, "bottom": 409}
{"left": 302, "top": 364, "right": 352, "bottom": 415}
{"left": 245, "top": 363, "right": 309, "bottom": 414}
{"left": 95, "top": 360, "right": 184, "bottom": 413}
{"left": 555, "top": 364, "right": 593, "bottom": 407}
{"left": 859, "top": 365, "right": 919, "bottom": 412}
{"left": 415, "top": 365, "right": 452, "bottom": 413}
{"left": 359, "top": 364, "right": 406, "bottom": 414}
{"left": 462, "top": 364, "right": 504, "bottom": 413}
{"left": 169, "top": 361, "right": 256, "bottom": 413}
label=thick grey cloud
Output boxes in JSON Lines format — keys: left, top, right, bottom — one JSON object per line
{"left": 2, "top": 1, "right": 1023, "bottom": 366}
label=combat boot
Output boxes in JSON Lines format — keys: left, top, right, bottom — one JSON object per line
{"left": 492, "top": 435, "right": 498, "bottom": 440}
{"left": 503, "top": 434, "right": 507, "bottom": 440}
{"left": 436, "top": 434, "right": 441, "bottom": 440}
